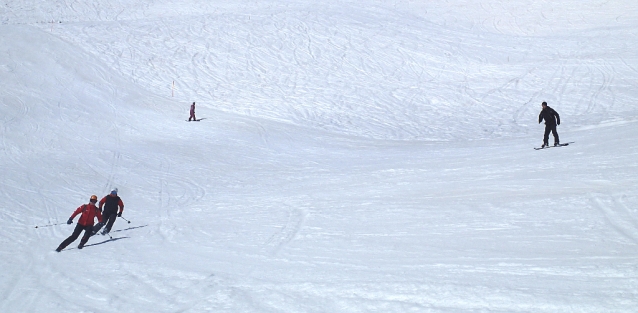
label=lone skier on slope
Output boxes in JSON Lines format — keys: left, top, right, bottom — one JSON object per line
{"left": 538, "top": 101, "right": 560, "bottom": 148}
{"left": 93, "top": 188, "right": 124, "bottom": 236}
{"left": 188, "top": 102, "right": 197, "bottom": 121}
{"left": 56, "top": 195, "right": 103, "bottom": 252}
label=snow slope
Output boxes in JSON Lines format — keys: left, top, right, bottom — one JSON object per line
{"left": 1, "top": 1, "right": 638, "bottom": 312}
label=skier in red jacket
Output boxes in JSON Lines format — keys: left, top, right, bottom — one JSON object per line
{"left": 56, "top": 195, "right": 103, "bottom": 252}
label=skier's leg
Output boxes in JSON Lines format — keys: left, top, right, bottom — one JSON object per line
{"left": 543, "top": 126, "right": 551, "bottom": 146}
{"left": 56, "top": 224, "right": 83, "bottom": 251}
{"left": 103, "top": 213, "right": 117, "bottom": 234}
{"left": 92, "top": 222, "right": 104, "bottom": 235}
{"left": 78, "top": 225, "right": 93, "bottom": 249}
{"left": 99, "top": 213, "right": 111, "bottom": 234}
{"left": 552, "top": 126, "right": 559, "bottom": 145}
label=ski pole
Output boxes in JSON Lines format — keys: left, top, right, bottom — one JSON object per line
{"left": 120, "top": 216, "right": 131, "bottom": 224}
{"left": 35, "top": 222, "right": 65, "bottom": 228}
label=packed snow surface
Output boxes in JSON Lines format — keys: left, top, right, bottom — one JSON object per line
{"left": 1, "top": 0, "right": 638, "bottom": 312}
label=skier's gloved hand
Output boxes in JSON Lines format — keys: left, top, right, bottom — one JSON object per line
{"left": 117, "top": 212, "right": 122, "bottom": 217}
{"left": 67, "top": 218, "right": 73, "bottom": 224}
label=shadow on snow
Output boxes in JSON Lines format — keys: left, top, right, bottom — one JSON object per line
{"left": 85, "top": 236, "right": 130, "bottom": 247}
{"left": 111, "top": 224, "right": 149, "bottom": 233}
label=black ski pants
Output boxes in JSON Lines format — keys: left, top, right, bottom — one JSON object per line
{"left": 543, "top": 124, "right": 559, "bottom": 145}
{"left": 57, "top": 224, "right": 93, "bottom": 251}
{"left": 94, "top": 212, "right": 117, "bottom": 234}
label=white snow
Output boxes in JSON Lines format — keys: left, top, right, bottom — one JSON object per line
{"left": 1, "top": 0, "right": 638, "bottom": 312}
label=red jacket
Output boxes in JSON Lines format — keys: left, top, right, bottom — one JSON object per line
{"left": 70, "top": 203, "right": 103, "bottom": 226}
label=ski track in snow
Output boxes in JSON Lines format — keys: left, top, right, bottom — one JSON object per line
{"left": 1, "top": 1, "right": 638, "bottom": 312}
{"left": 593, "top": 194, "right": 638, "bottom": 245}
{"left": 263, "top": 206, "right": 308, "bottom": 255}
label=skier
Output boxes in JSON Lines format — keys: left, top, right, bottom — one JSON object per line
{"left": 538, "top": 101, "right": 560, "bottom": 148}
{"left": 94, "top": 188, "right": 124, "bottom": 236}
{"left": 56, "top": 195, "right": 103, "bottom": 252}
{"left": 188, "top": 102, "right": 197, "bottom": 121}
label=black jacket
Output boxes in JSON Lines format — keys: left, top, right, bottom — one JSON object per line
{"left": 539, "top": 106, "right": 560, "bottom": 126}
{"left": 100, "top": 195, "right": 123, "bottom": 215}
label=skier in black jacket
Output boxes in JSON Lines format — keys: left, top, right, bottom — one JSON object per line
{"left": 93, "top": 188, "right": 124, "bottom": 236}
{"left": 538, "top": 101, "right": 560, "bottom": 148}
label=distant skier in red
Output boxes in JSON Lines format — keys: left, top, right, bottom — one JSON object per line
{"left": 56, "top": 195, "right": 103, "bottom": 252}
{"left": 188, "top": 102, "right": 197, "bottom": 121}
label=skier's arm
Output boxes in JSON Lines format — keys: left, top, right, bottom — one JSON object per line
{"left": 96, "top": 209, "right": 103, "bottom": 223}
{"left": 118, "top": 200, "right": 124, "bottom": 214}
{"left": 538, "top": 112, "right": 543, "bottom": 124}
{"left": 98, "top": 197, "right": 106, "bottom": 210}
{"left": 555, "top": 111, "right": 560, "bottom": 125}
{"left": 69, "top": 206, "right": 83, "bottom": 220}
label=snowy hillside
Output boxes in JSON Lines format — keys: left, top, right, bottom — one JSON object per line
{"left": 1, "top": 1, "right": 638, "bottom": 312}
